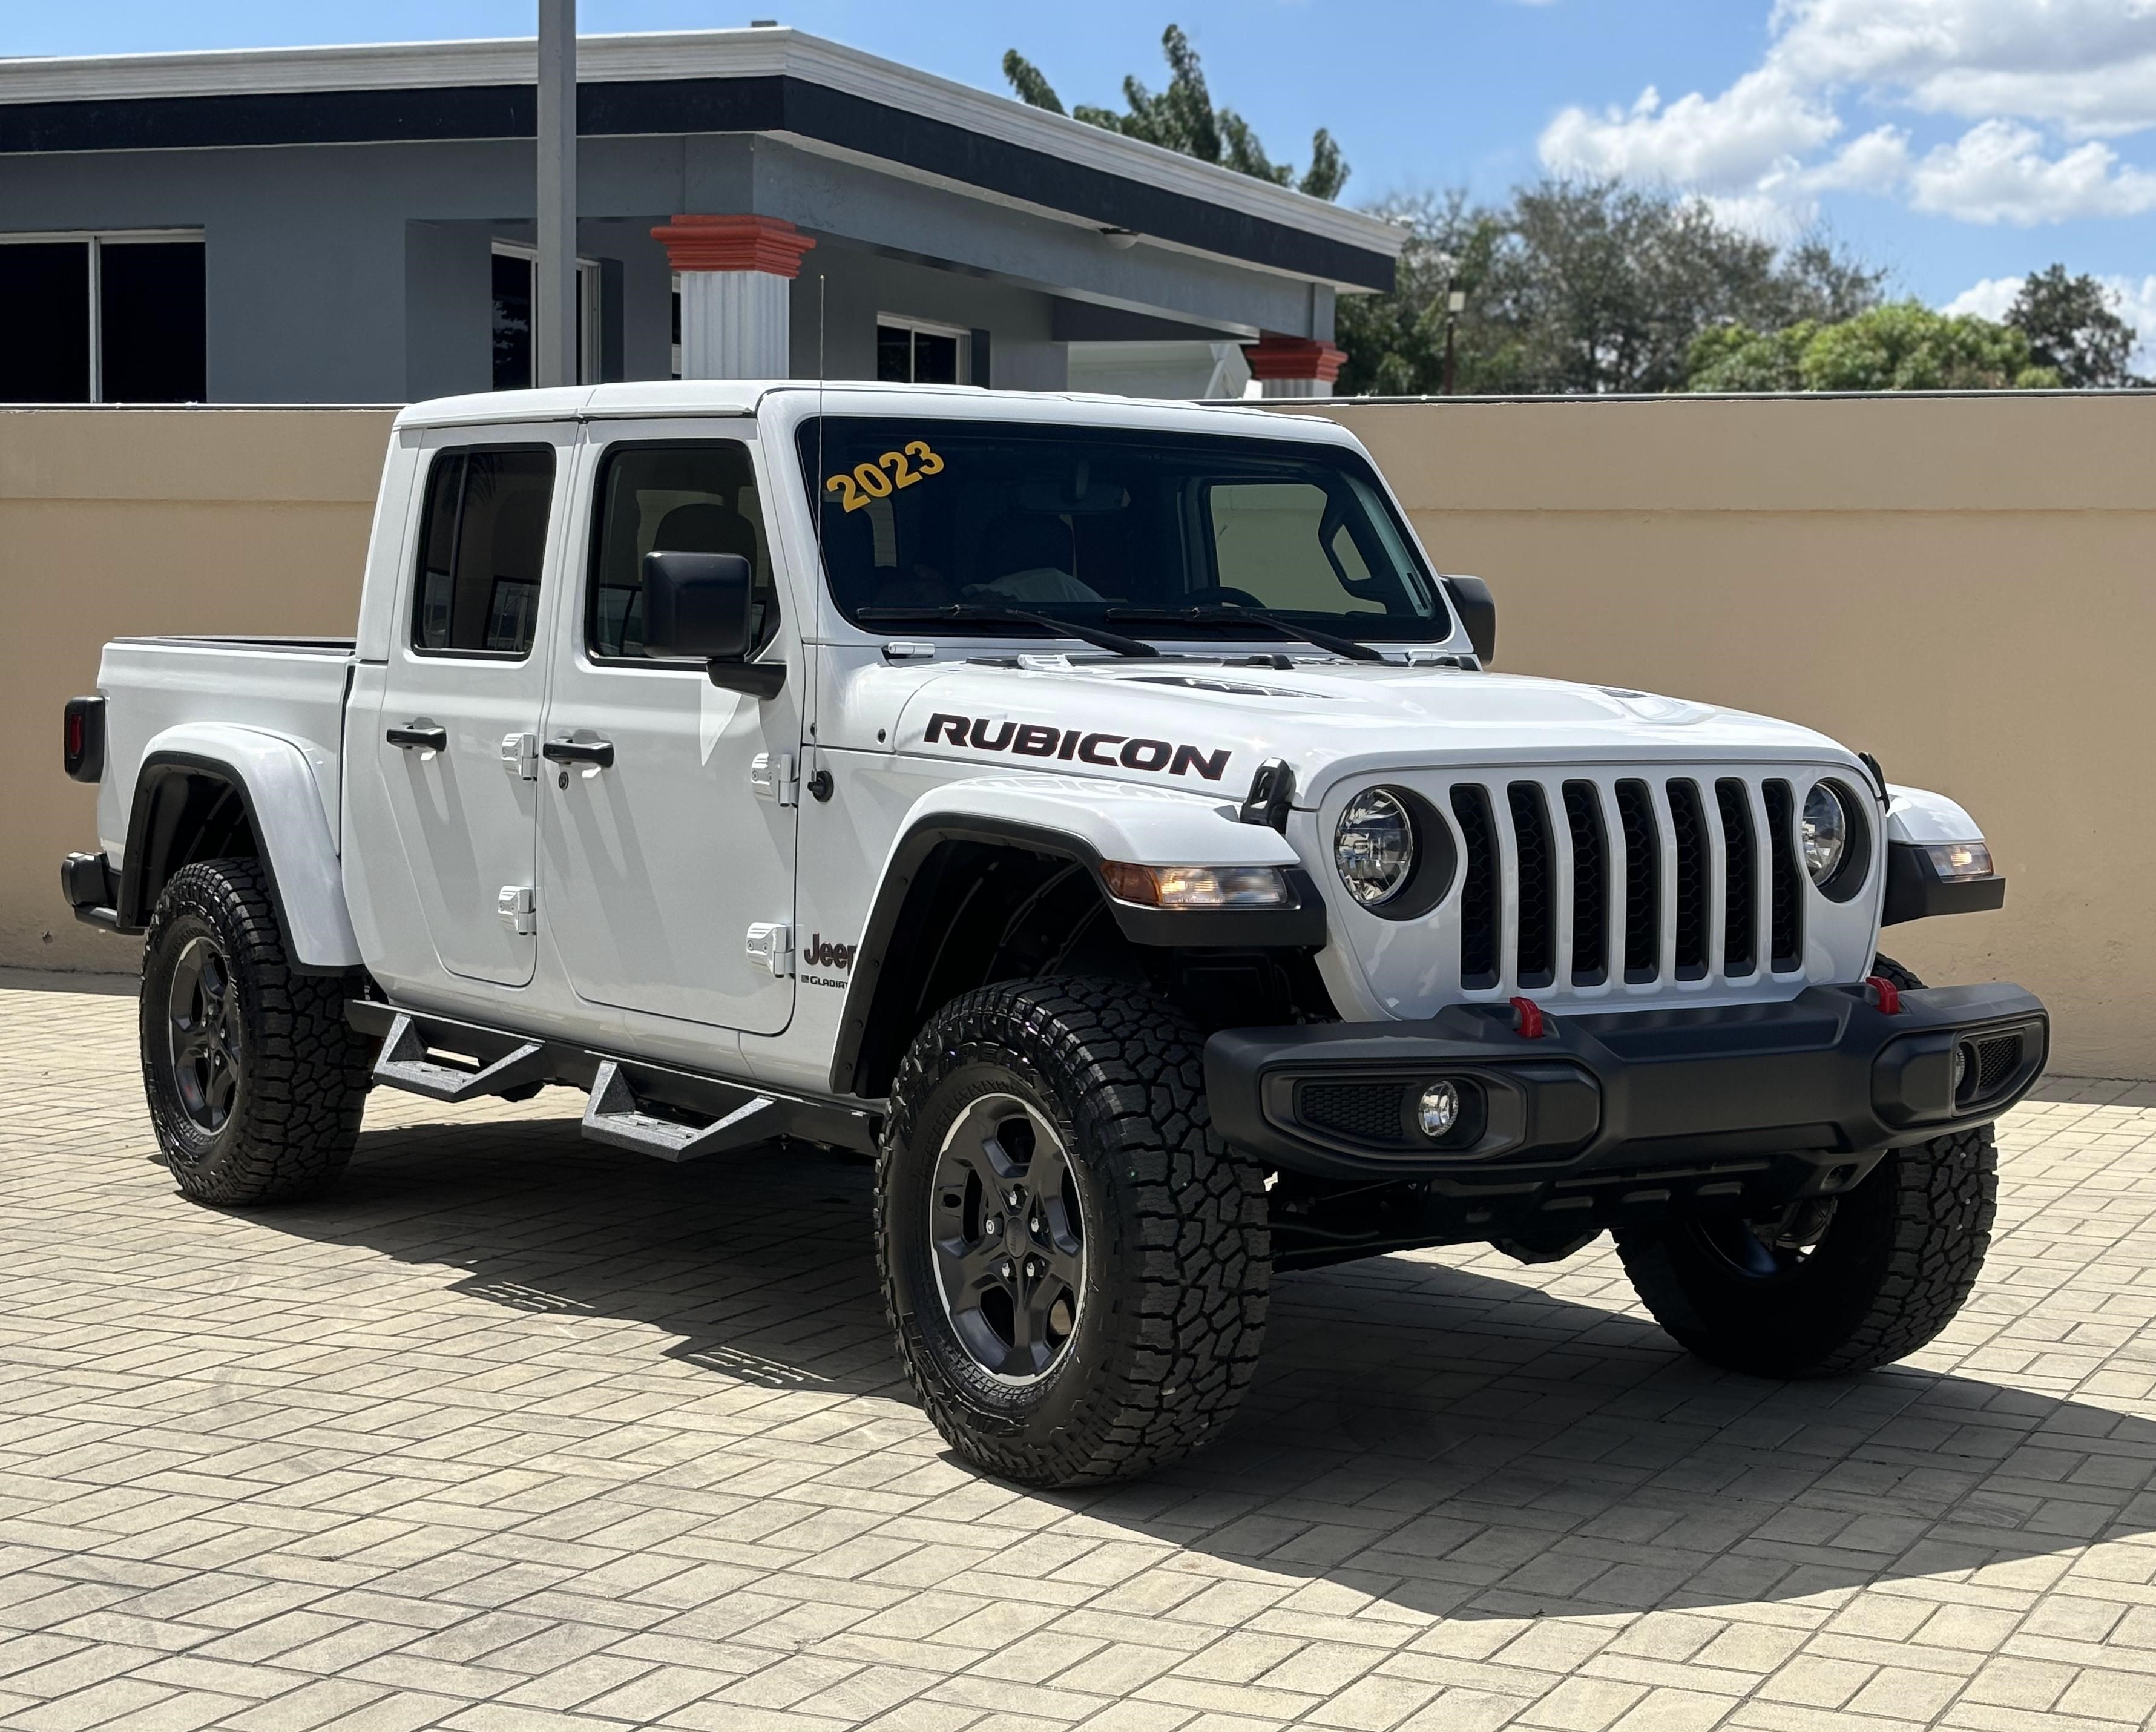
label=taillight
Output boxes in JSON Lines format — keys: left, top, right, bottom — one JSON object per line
{"left": 62, "top": 697, "right": 105, "bottom": 783}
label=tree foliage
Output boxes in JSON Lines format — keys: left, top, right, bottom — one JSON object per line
{"left": 2006, "top": 265, "right": 2144, "bottom": 389}
{"left": 1335, "top": 180, "right": 1885, "bottom": 397}
{"left": 1003, "top": 28, "right": 1347, "bottom": 201}
{"left": 1686, "top": 303, "right": 2059, "bottom": 392}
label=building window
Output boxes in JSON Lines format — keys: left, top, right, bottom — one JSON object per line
{"left": 876, "top": 314, "right": 969, "bottom": 384}
{"left": 0, "top": 231, "right": 206, "bottom": 403}
{"left": 490, "top": 242, "right": 600, "bottom": 390}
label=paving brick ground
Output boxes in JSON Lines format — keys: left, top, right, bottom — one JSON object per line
{"left": 5, "top": 970, "right": 2156, "bottom": 1732}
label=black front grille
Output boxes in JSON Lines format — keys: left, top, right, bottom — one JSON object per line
{"left": 1763, "top": 779, "right": 1802, "bottom": 972}
{"left": 1563, "top": 780, "right": 1608, "bottom": 987}
{"left": 1509, "top": 782, "right": 1556, "bottom": 989}
{"left": 1453, "top": 785, "right": 1500, "bottom": 990}
{"left": 1667, "top": 780, "right": 1709, "bottom": 980}
{"left": 1715, "top": 779, "right": 1756, "bottom": 979}
{"left": 1615, "top": 779, "right": 1659, "bottom": 983}
{"left": 1298, "top": 1082, "right": 1407, "bottom": 1145}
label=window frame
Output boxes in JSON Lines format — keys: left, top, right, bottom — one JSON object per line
{"left": 876, "top": 312, "right": 972, "bottom": 385}
{"left": 490, "top": 240, "right": 602, "bottom": 388}
{"left": 580, "top": 436, "right": 781, "bottom": 673}
{"left": 407, "top": 441, "right": 560, "bottom": 663}
{"left": 0, "top": 228, "right": 205, "bottom": 403}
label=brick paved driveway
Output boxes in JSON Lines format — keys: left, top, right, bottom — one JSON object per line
{"left": 5, "top": 973, "right": 2156, "bottom": 1732}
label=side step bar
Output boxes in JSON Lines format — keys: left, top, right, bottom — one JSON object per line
{"left": 582, "top": 1060, "right": 780, "bottom": 1162}
{"left": 375, "top": 1013, "right": 549, "bottom": 1103}
{"left": 347, "top": 998, "right": 878, "bottom": 1156}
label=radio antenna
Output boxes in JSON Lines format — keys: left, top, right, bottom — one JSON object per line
{"left": 815, "top": 271, "right": 827, "bottom": 575}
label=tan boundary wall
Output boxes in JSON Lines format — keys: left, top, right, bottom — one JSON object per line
{"left": 6, "top": 396, "right": 2150, "bottom": 1076}
{"left": 1291, "top": 394, "right": 2155, "bottom": 1079}
{"left": 2, "top": 407, "right": 397, "bottom": 977}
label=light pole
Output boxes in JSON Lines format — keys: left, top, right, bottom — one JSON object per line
{"left": 536, "top": 0, "right": 577, "bottom": 389}
{"left": 1442, "top": 286, "right": 1466, "bottom": 397}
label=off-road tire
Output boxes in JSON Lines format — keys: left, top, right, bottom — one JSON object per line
{"left": 140, "top": 859, "right": 370, "bottom": 1206}
{"left": 1614, "top": 953, "right": 1997, "bottom": 1377}
{"left": 877, "top": 978, "right": 1270, "bottom": 1486}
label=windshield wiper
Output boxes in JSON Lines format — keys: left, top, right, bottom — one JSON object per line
{"left": 856, "top": 604, "right": 1160, "bottom": 659}
{"left": 1105, "top": 606, "right": 1387, "bottom": 663}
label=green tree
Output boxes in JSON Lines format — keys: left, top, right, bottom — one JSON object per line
{"left": 1337, "top": 180, "right": 1884, "bottom": 397}
{"left": 1003, "top": 28, "right": 1347, "bottom": 201}
{"left": 1685, "top": 301, "right": 2059, "bottom": 392}
{"left": 2006, "top": 265, "right": 2144, "bottom": 388}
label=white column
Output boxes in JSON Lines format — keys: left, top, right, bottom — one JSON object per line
{"left": 677, "top": 269, "right": 790, "bottom": 380}
{"left": 651, "top": 216, "right": 817, "bottom": 382}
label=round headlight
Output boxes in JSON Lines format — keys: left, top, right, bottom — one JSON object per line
{"left": 1801, "top": 782, "right": 1849, "bottom": 885}
{"left": 1335, "top": 789, "right": 1416, "bottom": 907}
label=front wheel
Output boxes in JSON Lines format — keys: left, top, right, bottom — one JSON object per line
{"left": 876, "top": 978, "right": 1270, "bottom": 1486}
{"left": 1615, "top": 953, "right": 1997, "bottom": 1377}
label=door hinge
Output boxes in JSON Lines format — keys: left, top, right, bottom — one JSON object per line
{"left": 497, "top": 885, "right": 537, "bottom": 935}
{"left": 750, "top": 752, "right": 798, "bottom": 806}
{"left": 500, "top": 731, "right": 539, "bottom": 780}
{"left": 744, "top": 921, "right": 793, "bottom": 976}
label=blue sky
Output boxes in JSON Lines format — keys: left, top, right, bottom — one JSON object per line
{"left": 11, "top": 1, "right": 2155, "bottom": 338}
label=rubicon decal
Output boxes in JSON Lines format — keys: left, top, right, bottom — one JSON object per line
{"left": 924, "top": 713, "right": 1231, "bottom": 781}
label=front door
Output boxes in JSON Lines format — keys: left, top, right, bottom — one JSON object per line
{"left": 363, "top": 430, "right": 568, "bottom": 990}
{"left": 539, "top": 427, "right": 800, "bottom": 1035}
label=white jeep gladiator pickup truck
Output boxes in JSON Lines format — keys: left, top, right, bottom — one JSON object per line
{"left": 61, "top": 380, "right": 2045, "bottom": 1487}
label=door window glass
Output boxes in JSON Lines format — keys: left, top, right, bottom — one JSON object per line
{"left": 411, "top": 446, "right": 556, "bottom": 657}
{"left": 587, "top": 442, "right": 777, "bottom": 660}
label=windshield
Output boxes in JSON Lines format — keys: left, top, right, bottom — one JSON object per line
{"left": 795, "top": 418, "right": 1451, "bottom": 644}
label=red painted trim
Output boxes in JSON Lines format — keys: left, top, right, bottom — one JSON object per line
{"left": 649, "top": 214, "right": 818, "bottom": 278}
{"left": 1242, "top": 335, "right": 1346, "bottom": 383}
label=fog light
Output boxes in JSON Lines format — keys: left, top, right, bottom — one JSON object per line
{"left": 1416, "top": 1081, "right": 1461, "bottom": 1139}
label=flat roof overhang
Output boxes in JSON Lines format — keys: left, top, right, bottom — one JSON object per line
{"left": 0, "top": 29, "right": 1404, "bottom": 295}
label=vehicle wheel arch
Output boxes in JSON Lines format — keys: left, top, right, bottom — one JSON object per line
{"left": 120, "top": 732, "right": 362, "bottom": 974}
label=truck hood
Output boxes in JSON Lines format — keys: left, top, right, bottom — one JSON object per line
{"left": 890, "top": 657, "right": 1863, "bottom": 802}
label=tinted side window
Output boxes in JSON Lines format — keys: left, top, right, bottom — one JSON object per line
{"left": 411, "top": 446, "right": 556, "bottom": 657}
{"left": 588, "top": 442, "right": 775, "bottom": 659}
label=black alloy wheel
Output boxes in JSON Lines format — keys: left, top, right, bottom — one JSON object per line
{"left": 930, "top": 1093, "right": 1086, "bottom": 1383}
{"left": 140, "top": 858, "right": 371, "bottom": 1206}
{"left": 166, "top": 935, "right": 244, "bottom": 1133}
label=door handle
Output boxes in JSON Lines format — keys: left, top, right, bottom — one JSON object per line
{"left": 542, "top": 737, "right": 615, "bottom": 769}
{"left": 386, "top": 723, "right": 447, "bottom": 751}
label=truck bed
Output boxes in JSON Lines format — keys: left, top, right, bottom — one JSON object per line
{"left": 96, "top": 636, "right": 357, "bottom": 864}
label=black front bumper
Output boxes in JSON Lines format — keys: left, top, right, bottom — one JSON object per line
{"left": 1208, "top": 982, "right": 2048, "bottom": 1206}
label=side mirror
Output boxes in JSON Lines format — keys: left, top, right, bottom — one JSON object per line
{"left": 1444, "top": 574, "right": 1496, "bottom": 665}
{"left": 642, "top": 551, "right": 786, "bottom": 697}
{"left": 643, "top": 550, "right": 754, "bottom": 660}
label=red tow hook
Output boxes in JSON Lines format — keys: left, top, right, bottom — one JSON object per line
{"left": 1510, "top": 996, "right": 1548, "bottom": 1039}
{"left": 1865, "top": 974, "right": 1904, "bottom": 1015}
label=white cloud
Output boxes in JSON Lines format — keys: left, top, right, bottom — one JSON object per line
{"left": 1940, "top": 273, "right": 2023, "bottom": 320}
{"left": 1538, "top": 0, "right": 2156, "bottom": 230}
{"left": 1540, "top": 68, "right": 1838, "bottom": 193}
{"left": 1910, "top": 119, "right": 2156, "bottom": 222}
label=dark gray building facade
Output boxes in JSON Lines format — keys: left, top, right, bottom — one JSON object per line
{"left": 0, "top": 28, "right": 1402, "bottom": 404}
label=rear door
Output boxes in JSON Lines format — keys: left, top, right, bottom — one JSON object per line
{"left": 537, "top": 425, "right": 801, "bottom": 1034}
{"left": 362, "top": 428, "right": 570, "bottom": 990}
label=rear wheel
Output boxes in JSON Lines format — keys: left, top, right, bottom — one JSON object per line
{"left": 876, "top": 978, "right": 1270, "bottom": 1486}
{"left": 140, "top": 860, "right": 370, "bottom": 1206}
{"left": 1615, "top": 954, "right": 1998, "bottom": 1377}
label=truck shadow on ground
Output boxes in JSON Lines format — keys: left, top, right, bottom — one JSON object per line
{"left": 263, "top": 1106, "right": 2156, "bottom": 1624}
